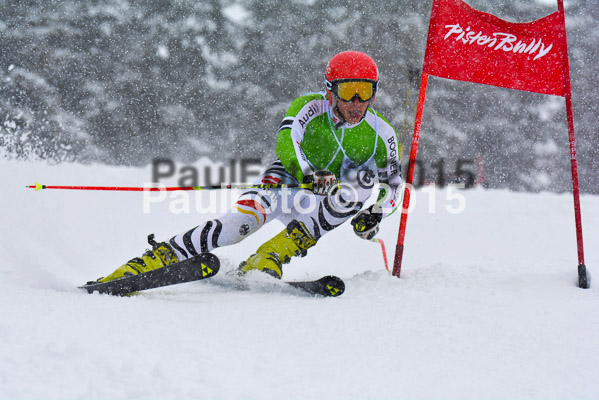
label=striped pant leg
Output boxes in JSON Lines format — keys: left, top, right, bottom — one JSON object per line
{"left": 168, "top": 195, "right": 274, "bottom": 260}
{"left": 169, "top": 160, "right": 300, "bottom": 260}
{"left": 279, "top": 168, "right": 376, "bottom": 241}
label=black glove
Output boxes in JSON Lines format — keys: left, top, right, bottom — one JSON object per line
{"left": 303, "top": 170, "right": 338, "bottom": 195}
{"left": 351, "top": 205, "right": 383, "bottom": 240}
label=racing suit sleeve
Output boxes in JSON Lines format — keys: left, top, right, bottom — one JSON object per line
{"left": 373, "top": 114, "right": 403, "bottom": 218}
{"left": 275, "top": 94, "right": 326, "bottom": 182}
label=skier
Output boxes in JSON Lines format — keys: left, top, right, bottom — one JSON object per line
{"left": 96, "top": 50, "right": 402, "bottom": 282}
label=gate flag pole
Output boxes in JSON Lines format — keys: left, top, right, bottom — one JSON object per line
{"left": 557, "top": 0, "right": 588, "bottom": 288}
{"left": 392, "top": 73, "right": 429, "bottom": 278}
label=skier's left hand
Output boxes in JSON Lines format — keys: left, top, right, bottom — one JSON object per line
{"left": 351, "top": 205, "right": 382, "bottom": 240}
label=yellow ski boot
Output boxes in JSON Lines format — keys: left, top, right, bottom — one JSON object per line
{"left": 97, "top": 235, "right": 179, "bottom": 283}
{"left": 239, "top": 220, "right": 317, "bottom": 279}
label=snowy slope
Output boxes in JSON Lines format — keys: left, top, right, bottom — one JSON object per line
{"left": 0, "top": 159, "right": 598, "bottom": 400}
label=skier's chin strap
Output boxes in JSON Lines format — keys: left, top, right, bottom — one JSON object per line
{"left": 332, "top": 97, "right": 369, "bottom": 129}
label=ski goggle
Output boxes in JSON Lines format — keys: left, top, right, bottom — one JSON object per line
{"left": 330, "top": 80, "right": 377, "bottom": 102}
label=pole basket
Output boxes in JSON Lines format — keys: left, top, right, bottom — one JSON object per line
{"left": 578, "top": 264, "right": 591, "bottom": 289}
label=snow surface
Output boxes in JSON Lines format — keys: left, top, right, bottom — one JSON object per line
{"left": 1, "top": 159, "right": 598, "bottom": 399}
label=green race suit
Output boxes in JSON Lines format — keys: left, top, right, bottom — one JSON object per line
{"left": 276, "top": 91, "right": 402, "bottom": 217}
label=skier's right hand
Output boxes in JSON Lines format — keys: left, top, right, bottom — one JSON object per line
{"left": 303, "top": 170, "right": 338, "bottom": 195}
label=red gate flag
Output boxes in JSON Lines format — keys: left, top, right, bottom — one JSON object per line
{"left": 423, "top": 0, "right": 569, "bottom": 96}
{"left": 393, "top": 0, "right": 588, "bottom": 288}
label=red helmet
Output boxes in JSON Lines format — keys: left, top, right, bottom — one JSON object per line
{"left": 325, "top": 51, "right": 378, "bottom": 105}
{"left": 326, "top": 51, "right": 379, "bottom": 82}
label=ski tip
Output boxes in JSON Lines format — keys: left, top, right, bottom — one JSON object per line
{"left": 286, "top": 275, "right": 345, "bottom": 297}
{"left": 321, "top": 275, "right": 345, "bottom": 297}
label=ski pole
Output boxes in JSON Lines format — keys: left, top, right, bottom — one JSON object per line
{"left": 27, "top": 182, "right": 313, "bottom": 192}
{"left": 369, "top": 237, "right": 389, "bottom": 272}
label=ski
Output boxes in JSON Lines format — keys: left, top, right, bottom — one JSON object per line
{"left": 203, "top": 271, "right": 346, "bottom": 297}
{"left": 81, "top": 251, "right": 343, "bottom": 297}
{"left": 285, "top": 275, "right": 345, "bottom": 297}
{"left": 81, "top": 253, "right": 220, "bottom": 296}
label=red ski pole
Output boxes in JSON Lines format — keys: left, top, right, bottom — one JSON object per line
{"left": 27, "top": 182, "right": 312, "bottom": 192}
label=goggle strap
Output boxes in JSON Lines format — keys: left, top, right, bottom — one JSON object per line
{"left": 324, "top": 79, "right": 378, "bottom": 90}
